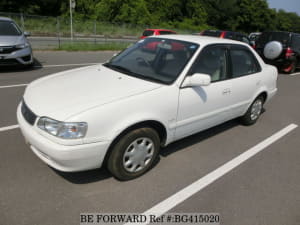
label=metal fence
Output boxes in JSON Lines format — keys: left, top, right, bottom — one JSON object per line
{"left": 0, "top": 12, "right": 145, "bottom": 49}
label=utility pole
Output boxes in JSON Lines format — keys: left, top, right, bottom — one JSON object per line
{"left": 70, "top": 0, "right": 75, "bottom": 41}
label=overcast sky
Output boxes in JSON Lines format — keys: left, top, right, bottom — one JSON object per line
{"left": 268, "top": 0, "right": 300, "bottom": 15}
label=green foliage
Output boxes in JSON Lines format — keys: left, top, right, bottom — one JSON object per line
{"left": 1, "top": 0, "right": 300, "bottom": 34}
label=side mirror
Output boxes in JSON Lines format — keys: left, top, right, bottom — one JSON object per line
{"left": 181, "top": 73, "right": 211, "bottom": 87}
{"left": 24, "top": 31, "right": 31, "bottom": 37}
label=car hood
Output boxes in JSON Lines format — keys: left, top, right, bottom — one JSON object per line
{"left": 0, "top": 35, "right": 25, "bottom": 46}
{"left": 24, "top": 64, "right": 162, "bottom": 120}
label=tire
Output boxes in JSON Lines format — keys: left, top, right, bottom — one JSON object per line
{"left": 288, "top": 60, "right": 297, "bottom": 74}
{"left": 240, "top": 96, "right": 264, "bottom": 126}
{"left": 107, "top": 127, "right": 160, "bottom": 180}
{"left": 263, "top": 41, "right": 283, "bottom": 60}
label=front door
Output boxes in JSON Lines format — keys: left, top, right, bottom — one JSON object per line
{"left": 175, "top": 45, "right": 233, "bottom": 140}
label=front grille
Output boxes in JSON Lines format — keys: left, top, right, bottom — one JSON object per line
{"left": 0, "top": 46, "right": 18, "bottom": 54}
{"left": 21, "top": 101, "right": 37, "bottom": 125}
{"left": 0, "top": 58, "right": 19, "bottom": 65}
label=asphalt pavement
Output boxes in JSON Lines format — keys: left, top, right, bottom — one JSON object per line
{"left": 0, "top": 51, "right": 299, "bottom": 225}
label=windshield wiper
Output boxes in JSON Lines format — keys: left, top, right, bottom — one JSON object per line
{"left": 103, "top": 63, "right": 168, "bottom": 84}
{"left": 103, "top": 63, "right": 133, "bottom": 74}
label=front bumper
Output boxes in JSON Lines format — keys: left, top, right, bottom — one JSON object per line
{"left": 0, "top": 47, "right": 33, "bottom": 66}
{"left": 17, "top": 103, "right": 110, "bottom": 172}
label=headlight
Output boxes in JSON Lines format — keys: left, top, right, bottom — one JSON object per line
{"left": 37, "top": 117, "right": 87, "bottom": 139}
{"left": 15, "top": 42, "right": 30, "bottom": 49}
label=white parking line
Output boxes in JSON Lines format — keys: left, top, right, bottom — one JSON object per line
{"left": 0, "top": 84, "right": 28, "bottom": 89}
{"left": 290, "top": 72, "right": 300, "bottom": 76}
{"left": 33, "top": 63, "right": 99, "bottom": 68}
{"left": 0, "top": 124, "right": 19, "bottom": 132}
{"left": 124, "top": 123, "right": 298, "bottom": 225}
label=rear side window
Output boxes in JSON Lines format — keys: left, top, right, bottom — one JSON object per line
{"left": 291, "top": 35, "right": 300, "bottom": 51}
{"left": 202, "top": 30, "right": 222, "bottom": 37}
{"left": 257, "top": 32, "right": 290, "bottom": 48}
{"left": 230, "top": 47, "right": 260, "bottom": 77}
{"left": 142, "top": 30, "right": 154, "bottom": 37}
{"left": 159, "top": 31, "right": 176, "bottom": 35}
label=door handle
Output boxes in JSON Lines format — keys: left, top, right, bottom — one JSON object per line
{"left": 222, "top": 88, "right": 231, "bottom": 95}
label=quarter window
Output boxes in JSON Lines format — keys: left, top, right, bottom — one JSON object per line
{"left": 230, "top": 48, "right": 260, "bottom": 77}
{"left": 189, "top": 46, "right": 227, "bottom": 82}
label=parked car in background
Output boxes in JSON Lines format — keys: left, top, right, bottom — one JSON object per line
{"left": 18, "top": 35, "right": 277, "bottom": 180}
{"left": 0, "top": 17, "right": 33, "bottom": 67}
{"left": 140, "top": 29, "right": 176, "bottom": 39}
{"left": 199, "top": 30, "right": 251, "bottom": 46}
{"left": 140, "top": 29, "right": 178, "bottom": 51}
{"left": 249, "top": 32, "right": 261, "bottom": 42}
{"left": 254, "top": 31, "right": 300, "bottom": 73}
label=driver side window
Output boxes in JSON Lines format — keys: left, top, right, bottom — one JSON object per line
{"left": 189, "top": 46, "right": 227, "bottom": 82}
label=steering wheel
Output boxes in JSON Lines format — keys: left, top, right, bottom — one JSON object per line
{"left": 136, "top": 57, "right": 151, "bottom": 67}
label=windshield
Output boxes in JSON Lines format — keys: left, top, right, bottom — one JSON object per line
{"left": 0, "top": 21, "right": 22, "bottom": 36}
{"left": 104, "top": 38, "right": 199, "bottom": 84}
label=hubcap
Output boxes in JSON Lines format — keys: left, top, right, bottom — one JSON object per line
{"left": 123, "top": 137, "right": 155, "bottom": 173}
{"left": 250, "top": 99, "right": 262, "bottom": 121}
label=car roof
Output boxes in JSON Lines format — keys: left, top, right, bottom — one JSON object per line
{"left": 0, "top": 17, "right": 13, "bottom": 22}
{"left": 150, "top": 34, "right": 249, "bottom": 46}
{"left": 203, "top": 30, "right": 246, "bottom": 36}
{"left": 144, "top": 29, "right": 175, "bottom": 32}
{"left": 262, "top": 31, "right": 300, "bottom": 36}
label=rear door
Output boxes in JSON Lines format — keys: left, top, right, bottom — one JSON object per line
{"left": 227, "top": 44, "right": 263, "bottom": 117}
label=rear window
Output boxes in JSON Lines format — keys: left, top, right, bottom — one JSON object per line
{"left": 0, "top": 21, "right": 22, "bottom": 36}
{"left": 202, "top": 30, "right": 222, "bottom": 37}
{"left": 142, "top": 30, "right": 154, "bottom": 37}
{"left": 159, "top": 31, "right": 175, "bottom": 35}
{"left": 291, "top": 35, "right": 300, "bottom": 49}
{"left": 257, "top": 32, "right": 290, "bottom": 48}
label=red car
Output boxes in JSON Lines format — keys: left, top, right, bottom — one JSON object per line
{"left": 140, "top": 29, "right": 180, "bottom": 51}
{"left": 140, "top": 29, "right": 176, "bottom": 39}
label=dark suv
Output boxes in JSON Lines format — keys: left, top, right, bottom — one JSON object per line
{"left": 255, "top": 31, "right": 300, "bottom": 73}
{"left": 200, "top": 30, "right": 251, "bottom": 45}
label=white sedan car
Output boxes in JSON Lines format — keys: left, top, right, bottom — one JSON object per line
{"left": 17, "top": 35, "right": 278, "bottom": 180}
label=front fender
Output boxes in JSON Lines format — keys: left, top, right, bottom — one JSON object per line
{"left": 68, "top": 86, "right": 179, "bottom": 145}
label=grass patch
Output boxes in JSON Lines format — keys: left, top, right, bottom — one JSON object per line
{"left": 56, "top": 42, "right": 131, "bottom": 51}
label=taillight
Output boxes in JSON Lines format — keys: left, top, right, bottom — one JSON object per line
{"left": 220, "top": 32, "right": 225, "bottom": 38}
{"left": 285, "top": 47, "right": 293, "bottom": 58}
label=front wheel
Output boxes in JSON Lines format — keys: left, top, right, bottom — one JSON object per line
{"left": 107, "top": 127, "right": 160, "bottom": 180}
{"left": 240, "top": 96, "right": 264, "bottom": 126}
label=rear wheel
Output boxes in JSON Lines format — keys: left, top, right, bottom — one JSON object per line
{"left": 288, "top": 60, "right": 297, "bottom": 74}
{"left": 240, "top": 96, "right": 264, "bottom": 126}
{"left": 107, "top": 127, "right": 160, "bottom": 180}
